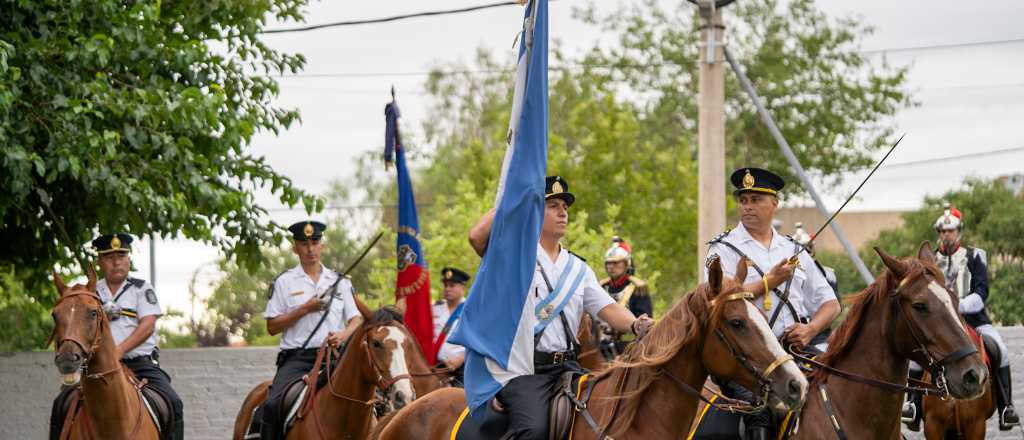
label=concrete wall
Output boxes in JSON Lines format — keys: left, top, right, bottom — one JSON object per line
{"left": 2, "top": 329, "right": 1022, "bottom": 439}
{"left": 775, "top": 207, "right": 905, "bottom": 253}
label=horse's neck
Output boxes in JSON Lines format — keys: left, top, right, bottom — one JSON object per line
{"left": 317, "top": 333, "right": 376, "bottom": 433}
{"left": 810, "top": 300, "right": 907, "bottom": 438}
{"left": 81, "top": 325, "right": 140, "bottom": 438}
{"left": 407, "top": 347, "right": 439, "bottom": 395}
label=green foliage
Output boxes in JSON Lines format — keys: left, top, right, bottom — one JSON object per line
{"left": 0, "top": 264, "right": 54, "bottom": 352}
{"left": 863, "top": 179, "right": 1024, "bottom": 324}
{"left": 814, "top": 249, "right": 867, "bottom": 296}
{"left": 0, "top": 0, "right": 318, "bottom": 350}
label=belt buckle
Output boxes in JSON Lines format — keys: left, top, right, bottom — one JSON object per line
{"left": 553, "top": 352, "right": 564, "bottom": 364}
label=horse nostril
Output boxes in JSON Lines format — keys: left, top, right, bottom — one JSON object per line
{"left": 963, "top": 369, "right": 980, "bottom": 386}
{"left": 787, "top": 379, "right": 803, "bottom": 399}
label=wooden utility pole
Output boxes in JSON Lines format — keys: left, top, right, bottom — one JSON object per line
{"left": 696, "top": 1, "right": 726, "bottom": 280}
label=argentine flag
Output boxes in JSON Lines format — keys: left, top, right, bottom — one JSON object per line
{"left": 447, "top": 0, "right": 548, "bottom": 418}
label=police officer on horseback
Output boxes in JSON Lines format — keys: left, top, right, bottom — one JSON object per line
{"left": 432, "top": 267, "right": 469, "bottom": 387}
{"left": 598, "top": 237, "right": 653, "bottom": 359}
{"left": 258, "top": 221, "right": 364, "bottom": 440}
{"left": 703, "top": 168, "right": 840, "bottom": 440}
{"left": 903, "top": 204, "right": 1019, "bottom": 431}
{"left": 49, "top": 233, "right": 184, "bottom": 440}
{"left": 467, "top": 175, "right": 654, "bottom": 440}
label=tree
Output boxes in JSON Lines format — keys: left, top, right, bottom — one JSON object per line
{"left": 863, "top": 178, "right": 1024, "bottom": 324}
{"left": 0, "top": 1, "right": 320, "bottom": 349}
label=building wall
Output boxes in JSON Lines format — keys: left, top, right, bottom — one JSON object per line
{"left": 774, "top": 207, "right": 905, "bottom": 252}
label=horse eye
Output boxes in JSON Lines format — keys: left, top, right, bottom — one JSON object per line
{"left": 372, "top": 340, "right": 383, "bottom": 349}
{"left": 912, "top": 303, "right": 928, "bottom": 312}
{"left": 729, "top": 319, "right": 745, "bottom": 329}
{"left": 89, "top": 309, "right": 98, "bottom": 319}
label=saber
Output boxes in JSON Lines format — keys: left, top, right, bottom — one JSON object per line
{"left": 789, "top": 133, "right": 906, "bottom": 262}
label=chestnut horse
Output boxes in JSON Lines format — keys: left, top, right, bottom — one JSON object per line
{"left": 374, "top": 257, "right": 808, "bottom": 440}
{"left": 231, "top": 299, "right": 436, "bottom": 440}
{"left": 50, "top": 269, "right": 160, "bottom": 440}
{"left": 922, "top": 327, "right": 994, "bottom": 440}
{"left": 786, "top": 244, "right": 988, "bottom": 439}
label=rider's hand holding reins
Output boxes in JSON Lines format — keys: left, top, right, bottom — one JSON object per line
{"left": 632, "top": 314, "right": 654, "bottom": 339}
{"left": 783, "top": 323, "right": 815, "bottom": 349}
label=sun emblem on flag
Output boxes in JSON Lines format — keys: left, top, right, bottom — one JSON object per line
{"left": 397, "top": 244, "right": 418, "bottom": 272}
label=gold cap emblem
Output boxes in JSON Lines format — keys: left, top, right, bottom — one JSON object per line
{"left": 742, "top": 170, "right": 755, "bottom": 189}
{"left": 552, "top": 181, "right": 564, "bottom": 194}
{"left": 303, "top": 222, "right": 314, "bottom": 238}
{"left": 110, "top": 236, "right": 121, "bottom": 250}
{"left": 445, "top": 270, "right": 453, "bottom": 279}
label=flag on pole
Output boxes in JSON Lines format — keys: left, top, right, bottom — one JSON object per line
{"left": 386, "top": 97, "right": 435, "bottom": 365}
{"left": 448, "top": 0, "right": 549, "bottom": 418}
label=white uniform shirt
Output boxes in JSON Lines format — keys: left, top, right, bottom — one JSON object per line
{"left": 264, "top": 265, "right": 359, "bottom": 350}
{"left": 706, "top": 223, "right": 837, "bottom": 337}
{"left": 97, "top": 277, "right": 162, "bottom": 359}
{"left": 432, "top": 301, "right": 452, "bottom": 340}
{"left": 437, "top": 319, "right": 466, "bottom": 362}
{"left": 530, "top": 247, "right": 615, "bottom": 353}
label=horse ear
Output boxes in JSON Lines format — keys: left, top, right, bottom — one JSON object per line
{"left": 874, "top": 246, "right": 908, "bottom": 279}
{"left": 85, "top": 265, "right": 97, "bottom": 292}
{"left": 707, "top": 256, "right": 723, "bottom": 297}
{"left": 53, "top": 270, "right": 68, "bottom": 295}
{"left": 917, "top": 241, "right": 936, "bottom": 265}
{"left": 734, "top": 257, "right": 748, "bottom": 286}
{"left": 354, "top": 291, "right": 373, "bottom": 321}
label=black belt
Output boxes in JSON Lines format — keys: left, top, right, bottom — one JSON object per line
{"left": 280, "top": 348, "right": 319, "bottom": 357}
{"left": 535, "top": 350, "right": 577, "bottom": 366}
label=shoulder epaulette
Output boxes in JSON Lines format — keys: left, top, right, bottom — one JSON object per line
{"left": 127, "top": 278, "right": 146, "bottom": 289}
{"left": 567, "top": 250, "right": 587, "bottom": 263}
{"left": 707, "top": 230, "right": 731, "bottom": 245}
{"left": 598, "top": 277, "right": 611, "bottom": 286}
{"left": 631, "top": 277, "right": 650, "bottom": 296}
{"left": 630, "top": 276, "right": 647, "bottom": 288}
{"left": 266, "top": 269, "right": 289, "bottom": 300}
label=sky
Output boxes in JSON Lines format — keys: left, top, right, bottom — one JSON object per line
{"left": 126, "top": 0, "right": 1024, "bottom": 330}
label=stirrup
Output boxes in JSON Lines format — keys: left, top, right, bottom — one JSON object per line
{"left": 1000, "top": 406, "right": 1020, "bottom": 430}
{"left": 901, "top": 401, "right": 916, "bottom": 423}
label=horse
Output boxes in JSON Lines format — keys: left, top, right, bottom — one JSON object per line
{"left": 921, "top": 326, "right": 995, "bottom": 440}
{"left": 785, "top": 243, "right": 988, "bottom": 439}
{"left": 576, "top": 312, "right": 606, "bottom": 372}
{"left": 50, "top": 268, "right": 160, "bottom": 440}
{"left": 373, "top": 256, "right": 808, "bottom": 440}
{"left": 231, "top": 297, "right": 435, "bottom": 440}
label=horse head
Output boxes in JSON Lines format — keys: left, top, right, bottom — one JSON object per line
{"left": 50, "top": 267, "right": 104, "bottom": 387}
{"left": 353, "top": 295, "right": 417, "bottom": 411}
{"left": 700, "top": 256, "right": 807, "bottom": 412}
{"left": 876, "top": 242, "right": 987, "bottom": 399}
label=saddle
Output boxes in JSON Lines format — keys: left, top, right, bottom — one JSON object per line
{"left": 453, "top": 371, "right": 586, "bottom": 440}
{"left": 244, "top": 379, "right": 309, "bottom": 439}
{"left": 56, "top": 380, "right": 175, "bottom": 440}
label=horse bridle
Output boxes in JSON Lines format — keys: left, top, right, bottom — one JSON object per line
{"left": 321, "top": 322, "right": 412, "bottom": 408}
{"left": 660, "top": 291, "right": 794, "bottom": 414}
{"left": 50, "top": 290, "right": 123, "bottom": 382}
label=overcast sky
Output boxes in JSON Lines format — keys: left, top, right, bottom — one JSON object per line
{"left": 130, "top": 0, "right": 1024, "bottom": 328}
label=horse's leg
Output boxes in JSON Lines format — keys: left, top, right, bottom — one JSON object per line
{"left": 232, "top": 381, "right": 270, "bottom": 440}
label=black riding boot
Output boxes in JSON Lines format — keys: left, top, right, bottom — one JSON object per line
{"left": 746, "top": 426, "right": 769, "bottom": 440}
{"left": 902, "top": 369, "right": 924, "bottom": 432}
{"left": 997, "top": 366, "right": 1020, "bottom": 430}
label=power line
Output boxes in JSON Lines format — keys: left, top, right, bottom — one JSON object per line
{"left": 884, "top": 146, "right": 1024, "bottom": 168}
{"left": 262, "top": 1, "right": 524, "bottom": 34}
{"left": 861, "top": 37, "right": 1024, "bottom": 55}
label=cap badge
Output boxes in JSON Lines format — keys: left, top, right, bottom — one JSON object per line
{"left": 110, "top": 236, "right": 121, "bottom": 250}
{"left": 303, "top": 222, "right": 314, "bottom": 238}
{"left": 552, "top": 181, "right": 564, "bottom": 194}
{"left": 742, "top": 170, "right": 755, "bottom": 189}
{"left": 445, "top": 270, "right": 453, "bottom": 279}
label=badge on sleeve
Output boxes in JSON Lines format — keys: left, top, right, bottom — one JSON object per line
{"left": 145, "top": 289, "right": 158, "bottom": 305}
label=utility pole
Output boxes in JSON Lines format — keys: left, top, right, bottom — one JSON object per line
{"left": 696, "top": 0, "right": 729, "bottom": 280}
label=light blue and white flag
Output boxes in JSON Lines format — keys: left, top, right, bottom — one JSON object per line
{"left": 447, "top": 0, "right": 549, "bottom": 418}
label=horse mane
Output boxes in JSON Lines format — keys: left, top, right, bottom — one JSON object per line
{"left": 595, "top": 279, "right": 734, "bottom": 437}
{"left": 810, "top": 257, "right": 942, "bottom": 384}
{"left": 373, "top": 305, "right": 405, "bottom": 325}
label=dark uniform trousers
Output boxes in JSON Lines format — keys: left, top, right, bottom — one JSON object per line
{"left": 260, "top": 347, "right": 340, "bottom": 440}
{"left": 49, "top": 354, "right": 184, "bottom": 440}
{"left": 495, "top": 360, "right": 583, "bottom": 440}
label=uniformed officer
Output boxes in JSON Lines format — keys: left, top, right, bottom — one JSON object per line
{"left": 598, "top": 237, "right": 653, "bottom": 358}
{"left": 259, "top": 221, "right": 363, "bottom": 440}
{"left": 468, "top": 175, "right": 654, "bottom": 440}
{"left": 432, "top": 267, "right": 469, "bottom": 386}
{"left": 791, "top": 222, "right": 839, "bottom": 303}
{"left": 49, "top": 233, "right": 184, "bottom": 440}
{"left": 705, "top": 168, "right": 840, "bottom": 440}
{"left": 903, "top": 204, "right": 1018, "bottom": 431}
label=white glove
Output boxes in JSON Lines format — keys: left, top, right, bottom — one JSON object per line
{"left": 958, "top": 293, "right": 984, "bottom": 314}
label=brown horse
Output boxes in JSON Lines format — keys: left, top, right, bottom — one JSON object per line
{"left": 922, "top": 326, "right": 995, "bottom": 440}
{"left": 576, "top": 312, "right": 606, "bottom": 372}
{"left": 51, "top": 269, "right": 160, "bottom": 440}
{"left": 787, "top": 243, "right": 988, "bottom": 439}
{"left": 231, "top": 298, "right": 434, "bottom": 440}
{"left": 374, "top": 256, "right": 808, "bottom": 440}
